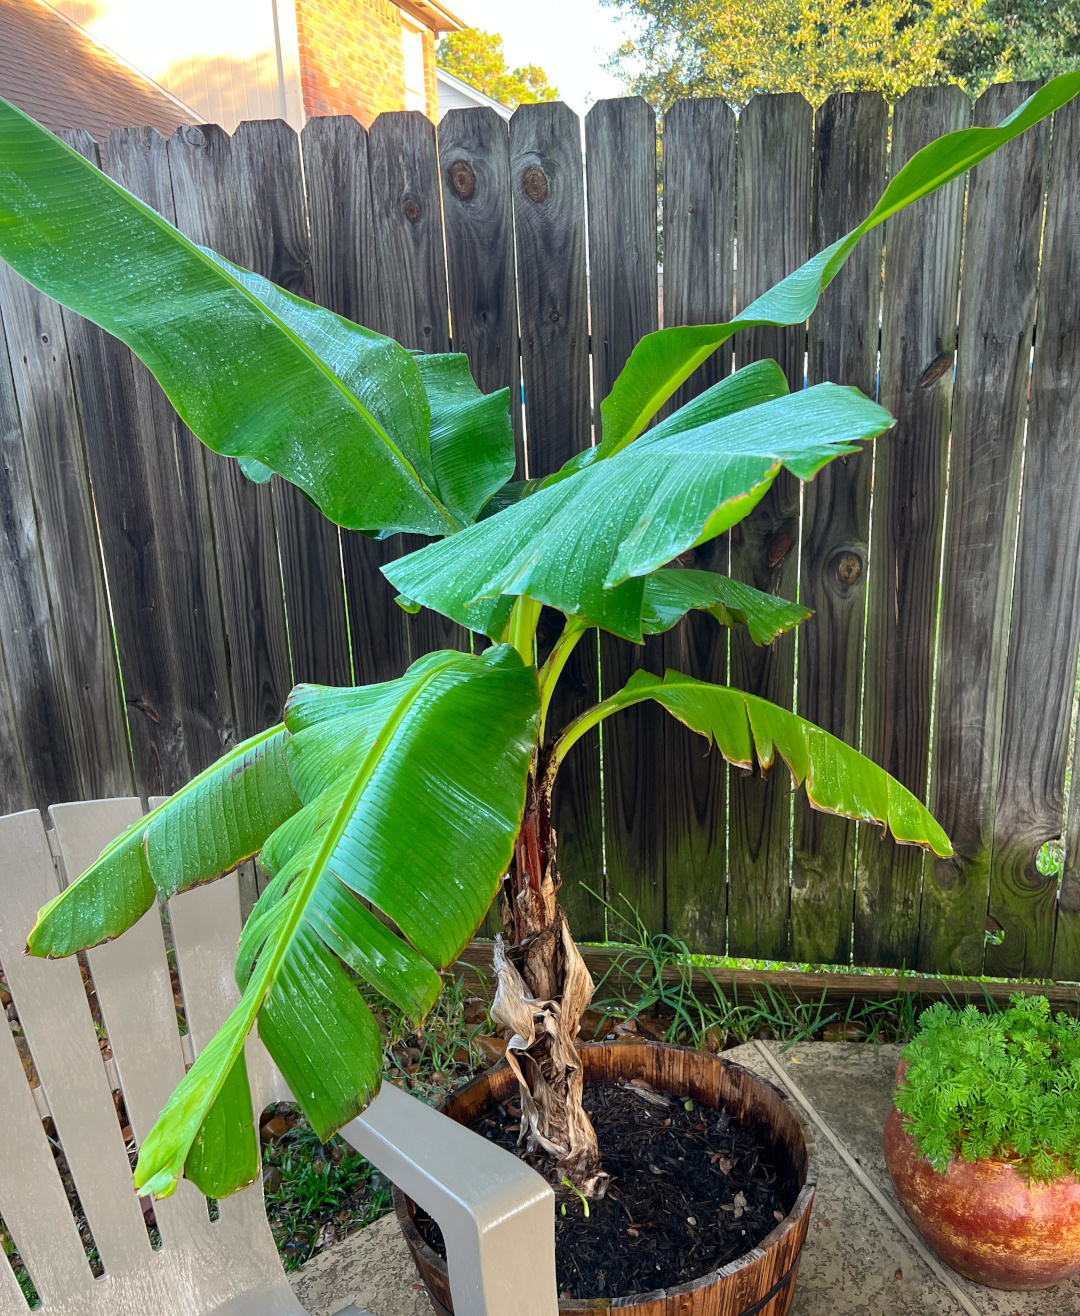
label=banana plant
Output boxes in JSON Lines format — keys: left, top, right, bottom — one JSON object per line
{"left": 3, "top": 73, "right": 1078, "bottom": 1202}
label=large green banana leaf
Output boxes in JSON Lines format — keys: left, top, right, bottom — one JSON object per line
{"left": 385, "top": 384, "right": 892, "bottom": 641}
{"left": 641, "top": 570, "right": 811, "bottom": 643}
{"left": 480, "top": 358, "right": 791, "bottom": 519}
{"left": 0, "top": 99, "right": 514, "bottom": 534}
{"left": 28, "top": 725, "right": 301, "bottom": 957}
{"left": 125, "top": 646, "right": 538, "bottom": 1199}
{"left": 598, "top": 72, "right": 1080, "bottom": 455}
{"left": 552, "top": 670, "right": 951, "bottom": 855}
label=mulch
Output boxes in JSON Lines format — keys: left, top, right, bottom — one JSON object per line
{"left": 415, "top": 1076, "right": 797, "bottom": 1301}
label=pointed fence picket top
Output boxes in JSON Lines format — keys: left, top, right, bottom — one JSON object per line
{"left": 2, "top": 89, "right": 1080, "bottom": 975}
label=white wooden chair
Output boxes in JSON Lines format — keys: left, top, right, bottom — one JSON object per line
{"left": 0, "top": 800, "right": 558, "bottom": 1316}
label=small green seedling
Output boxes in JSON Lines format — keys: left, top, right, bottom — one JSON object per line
{"left": 560, "top": 1176, "right": 590, "bottom": 1218}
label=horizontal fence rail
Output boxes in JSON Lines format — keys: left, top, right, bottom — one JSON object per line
{"left": 1, "top": 90, "right": 1079, "bottom": 978}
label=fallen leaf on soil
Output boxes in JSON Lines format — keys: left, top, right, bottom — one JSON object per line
{"left": 625, "top": 1078, "right": 671, "bottom": 1108}
{"left": 823, "top": 1021, "right": 869, "bottom": 1042}
{"left": 14, "top": 1036, "right": 37, "bottom": 1086}
{"left": 774, "top": 1210, "right": 784, "bottom": 1222}
{"left": 711, "top": 1154, "right": 736, "bottom": 1173}
{"left": 733, "top": 1191, "right": 747, "bottom": 1220}
{"left": 473, "top": 1035, "right": 507, "bottom": 1064}
{"left": 700, "top": 1026, "right": 726, "bottom": 1052}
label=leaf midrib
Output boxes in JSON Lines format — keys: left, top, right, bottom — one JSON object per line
{"left": 245, "top": 656, "right": 457, "bottom": 1018}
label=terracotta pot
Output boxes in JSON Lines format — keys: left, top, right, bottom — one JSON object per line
{"left": 883, "top": 1059, "right": 1080, "bottom": 1290}
{"left": 395, "top": 1039, "right": 817, "bottom": 1315}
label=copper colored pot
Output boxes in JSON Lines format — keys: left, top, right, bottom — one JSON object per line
{"left": 883, "top": 1060, "right": 1080, "bottom": 1290}
{"left": 395, "top": 1039, "right": 816, "bottom": 1315}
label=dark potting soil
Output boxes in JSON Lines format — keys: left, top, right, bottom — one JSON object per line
{"left": 414, "top": 1077, "right": 798, "bottom": 1301}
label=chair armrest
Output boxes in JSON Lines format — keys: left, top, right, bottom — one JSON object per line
{"left": 339, "top": 1082, "right": 558, "bottom": 1316}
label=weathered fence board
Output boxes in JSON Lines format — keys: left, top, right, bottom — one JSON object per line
{"left": 1, "top": 89, "right": 1079, "bottom": 975}
{"left": 728, "top": 93, "right": 812, "bottom": 958}
{"left": 856, "top": 84, "right": 970, "bottom": 969}
{"left": 922, "top": 83, "right": 1048, "bottom": 974}
{"left": 368, "top": 111, "right": 465, "bottom": 661}
{"left": 167, "top": 122, "right": 294, "bottom": 739}
{"left": 791, "top": 93, "right": 887, "bottom": 965}
{"left": 367, "top": 110, "right": 451, "bottom": 354}
{"left": 438, "top": 107, "right": 523, "bottom": 471}
{"left": 0, "top": 309, "right": 80, "bottom": 810}
{"left": 509, "top": 101, "right": 591, "bottom": 475}
{"left": 510, "top": 101, "right": 604, "bottom": 938}
{"left": 1058, "top": 719, "right": 1080, "bottom": 980}
{"left": 991, "top": 94, "right": 1080, "bottom": 978}
{"left": 0, "top": 640, "right": 27, "bottom": 814}
{"left": 228, "top": 118, "right": 353, "bottom": 691}
{"left": 300, "top": 114, "right": 411, "bottom": 687}
{"left": 586, "top": 97, "right": 664, "bottom": 935}
{"left": 65, "top": 126, "right": 235, "bottom": 797}
{"left": 656, "top": 97, "right": 737, "bottom": 953}
{"left": 0, "top": 205, "right": 132, "bottom": 803}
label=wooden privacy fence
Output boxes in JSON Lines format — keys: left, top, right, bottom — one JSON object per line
{"left": 1, "top": 86, "right": 1079, "bottom": 980}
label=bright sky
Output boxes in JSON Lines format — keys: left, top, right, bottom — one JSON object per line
{"left": 451, "top": 0, "right": 634, "bottom": 115}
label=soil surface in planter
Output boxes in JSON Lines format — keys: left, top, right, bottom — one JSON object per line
{"left": 415, "top": 1077, "right": 798, "bottom": 1300}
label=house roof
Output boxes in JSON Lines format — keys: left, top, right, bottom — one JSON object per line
{"left": 436, "top": 67, "right": 511, "bottom": 122}
{"left": 0, "top": 0, "right": 200, "bottom": 141}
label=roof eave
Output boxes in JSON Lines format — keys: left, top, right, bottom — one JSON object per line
{"left": 398, "top": 1, "right": 469, "bottom": 32}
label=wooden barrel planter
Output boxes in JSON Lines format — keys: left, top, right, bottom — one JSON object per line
{"left": 395, "top": 1039, "right": 817, "bottom": 1315}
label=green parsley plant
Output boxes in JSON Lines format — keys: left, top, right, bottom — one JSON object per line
{"left": 895, "top": 995, "right": 1080, "bottom": 1183}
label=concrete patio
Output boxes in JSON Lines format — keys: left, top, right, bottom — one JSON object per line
{"left": 290, "top": 1042, "right": 1080, "bottom": 1316}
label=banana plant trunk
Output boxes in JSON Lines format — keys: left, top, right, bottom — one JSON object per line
{"left": 488, "top": 762, "right": 610, "bottom": 1198}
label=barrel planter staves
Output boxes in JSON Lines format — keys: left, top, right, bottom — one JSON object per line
{"left": 396, "top": 1039, "right": 817, "bottom": 1315}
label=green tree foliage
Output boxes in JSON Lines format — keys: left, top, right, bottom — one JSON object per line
{"left": 437, "top": 28, "right": 559, "bottom": 108}
{"left": 602, "top": 0, "right": 984, "bottom": 107}
{"left": 944, "top": 0, "right": 1080, "bottom": 89}
{"left": 895, "top": 996, "right": 1080, "bottom": 1182}
{"left": 603, "top": 0, "right": 1080, "bottom": 108}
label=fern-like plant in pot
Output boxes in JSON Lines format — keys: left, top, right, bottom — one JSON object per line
{"left": 886, "top": 995, "right": 1080, "bottom": 1291}
{"left": 1, "top": 74, "right": 1078, "bottom": 1305}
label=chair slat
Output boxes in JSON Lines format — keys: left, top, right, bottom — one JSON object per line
{"left": 0, "top": 931, "right": 91, "bottom": 1304}
{"left": 0, "top": 810, "right": 150, "bottom": 1276}
{"left": 165, "top": 855, "right": 286, "bottom": 1240}
{"left": 49, "top": 801, "right": 215, "bottom": 1250}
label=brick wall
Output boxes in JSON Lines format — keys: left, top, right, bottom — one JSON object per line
{"left": 294, "top": 0, "right": 439, "bottom": 127}
{"left": 422, "top": 24, "right": 437, "bottom": 121}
